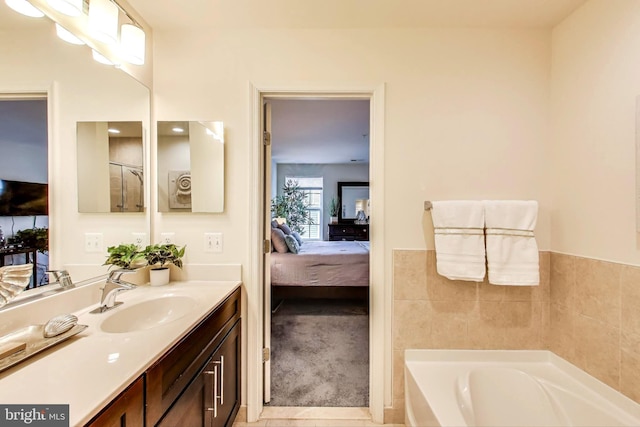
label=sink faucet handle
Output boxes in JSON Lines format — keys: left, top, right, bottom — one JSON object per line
{"left": 46, "top": 269, "right": 73, "bottom": 288}
{"left": 107, "top": 268, "right": 138, "bottom": 284}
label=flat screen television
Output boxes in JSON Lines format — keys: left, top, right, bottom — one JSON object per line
{"left": 0, "top": 180, "right": 48, "bottom": 216}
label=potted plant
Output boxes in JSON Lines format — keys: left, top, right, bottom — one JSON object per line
{"left": 15, "top": 227, "right": 48, "bottom": 254}
{"left": 104, "top": 243, "right": 145, "bottom": 270}
{"left": 143, "top": 243, "right": 186, "bottom": 286}
{"left": 328, "top": 196, "right": 340, "bottom": 224}
{"left": 270, "top": 179, "right": 313, "bottom": 233}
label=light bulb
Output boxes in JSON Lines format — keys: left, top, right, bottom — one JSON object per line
{"left": 5, "top": 0, "right": 44, "bottom": 17}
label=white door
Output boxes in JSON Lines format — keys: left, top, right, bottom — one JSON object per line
{"left": 262, "top": 101, "right": 273, "bottom": 404}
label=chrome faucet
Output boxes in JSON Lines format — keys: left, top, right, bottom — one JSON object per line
{"left": 91, "top": 269, "right": 137, "bottom": 314}
{"left": 47, "top": 269, "right": 73, "bottom": 288}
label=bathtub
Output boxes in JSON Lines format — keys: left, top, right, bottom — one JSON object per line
{"left": 404, "top": 350, "right": 640, "bottom": 427}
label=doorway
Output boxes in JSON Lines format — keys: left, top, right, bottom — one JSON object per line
{"left": 265, "top": 98, "right": 371, "bottom": 407}
{"left": 248, "top": 84, "right": 386, "bottom": 423}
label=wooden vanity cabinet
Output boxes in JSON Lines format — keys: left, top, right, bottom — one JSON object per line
{"left": 148, "top": 288, "right": 241, "bottom": 427}
{"left": 85, "top": 287, "right": 241, "bottom": 427}
{"left": 86, "top": 377, "right": 144, "bottom": 427}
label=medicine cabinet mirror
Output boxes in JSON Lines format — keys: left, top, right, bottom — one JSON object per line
{"left": 77, "top": 121, "right": 145, "bottom": 213}
{"left": 157, "top": 121, "right": 224, "bottom": 213}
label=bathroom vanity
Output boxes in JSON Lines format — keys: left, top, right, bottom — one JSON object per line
{"left": 0, "top": 280, "right": 241, "bottom": 426}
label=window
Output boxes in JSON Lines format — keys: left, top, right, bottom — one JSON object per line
{"left": 286, "top": 176, "right": 323, "bottom": 240}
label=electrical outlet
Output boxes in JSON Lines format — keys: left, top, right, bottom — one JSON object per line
{"left": 160, "top": 232, "right": 175, "bottom": 245}
{"left": 132, "top": 232, "right": 147, "bottom": 247}
{"left": 84, "top": 233, "right": 103, "bottom": 253}
{"left": 204, "top": 232, "right": 222, "bottom": 253}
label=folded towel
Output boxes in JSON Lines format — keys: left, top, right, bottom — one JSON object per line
{"left": 483, "top": 200, "right": 539, "bottom": 286}
{"left": 431, "top": 200, "right": 486, "bottom": 282}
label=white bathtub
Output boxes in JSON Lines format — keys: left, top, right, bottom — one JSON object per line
{"left": 405, "top": 350, "right": 640, "bottom": 427}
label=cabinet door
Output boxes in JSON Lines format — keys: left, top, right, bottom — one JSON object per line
{"left": 86, "top": 377, "right": 144, "bottom": 427}
{"left": 156, "top": 364, "right": 208, "bottom": 427}
{"left": 211, "top": 321, "right": 241, "bottom": 427}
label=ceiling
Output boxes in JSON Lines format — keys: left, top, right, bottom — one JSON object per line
{"left": 127, "top": 0, "right": 587, "bottom": 30}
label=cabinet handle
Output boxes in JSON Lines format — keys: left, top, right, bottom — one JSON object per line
{"left": 213, "top": 356, "right": 225, "bottom": 406}
{"left": 204, "top": 365, "right": 218, "bottom": 418}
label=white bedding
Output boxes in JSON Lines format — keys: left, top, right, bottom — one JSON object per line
{"left": 270, "top": 240, "right": 369, "bottom": 287}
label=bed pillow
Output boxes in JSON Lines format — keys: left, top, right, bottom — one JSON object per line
{"left": 278, "top": 222, "right": 292, "bottom": 235}
{"left": 271, "top": 219, "right": 279, "bottom": 229}
{"left": 271, "top": 228, "right": 289, "bottom": 253}
{"left": 284, "top": 234, "right": 300, "bottom": 254}
{"left": 291, "top": 231, "right": 303, "bottom": 246}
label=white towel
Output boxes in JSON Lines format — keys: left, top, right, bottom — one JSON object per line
{"left": 431, "top": 200, "right": 486, "bottom": 282}
{"left": 483, "top": 200, "right": 539, "bottom": 286}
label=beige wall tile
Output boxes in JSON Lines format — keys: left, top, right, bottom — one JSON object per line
{"left": 621, "top": 264, "right": 640, "bottom": 338}
{"left": 550, "top": 252, "right": 575, "bottom": 308}
{"left": 429, "top": 301, "right": 471, "bottom": 349}
{"left": 393, "top": 300, "right": 431, "bottom": 350}
{"left": 393, "top": 349, "right": 405, "bottom": 399}
{"left": 501, "top": 301, "right": 543, "bottom": 350}
{"left": 478, "top": 279, "right": 505, "bottom": 302}
{"left": 393, "top": 250, "right": 428, "bottom": 300}
{"left": 621, "top": 331, "right": 640, "bottom": 404}
{"left": 426, "top": 251, "right": 479, "bottom": 301}
{"left": 549, "top": 303, "right": 575, "bottom": 361}
{"left": 574, "top": 257, "right": 621, "bottom": 328}
{"left": 573, "top": 314, "right": 620, "bottom": 390}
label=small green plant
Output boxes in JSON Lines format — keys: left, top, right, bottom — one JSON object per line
{"left": 104, "top": 243, "right": 145, "bottom": 269}
{"left": 15, "top": 227, "right": 48, "bottom": 254}
{"left": 329, "top": 196, "right": 340, "bottom": 217}
{"left": 143, "top": 243, "right": 186, "bottom": 269}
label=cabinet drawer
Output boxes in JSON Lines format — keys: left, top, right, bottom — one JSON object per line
{"left": 86, "top": 376, "right": 144, "bottom": 427}
{"left": 146, "top": 288, "right": 240, "bottom": 426}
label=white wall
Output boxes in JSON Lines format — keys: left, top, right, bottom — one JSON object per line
{"left": 550, "top": 0, "right": 640, "bottom": 264}
{"left": 152, "top": 26, "right": 553, "bottom": 411}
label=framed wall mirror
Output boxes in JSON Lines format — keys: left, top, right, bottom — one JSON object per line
{"left": 337, "top": 181, "right": 369, "bottom": 223}
{"left": 157, "top": 121, "right": 224, "bottom": 213}
{"left": 77, "top": 121, "right": 145, "bottom": 213}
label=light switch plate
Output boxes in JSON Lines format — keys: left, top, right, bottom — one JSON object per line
{"left": 204, "top": 232, "right": 222, "bottom": 253}
{"left": 84, "top": 233, "right": 103, "bottom": 253}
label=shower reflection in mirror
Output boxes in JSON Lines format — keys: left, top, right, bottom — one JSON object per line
{"left": 77, "top": 121, "right": 144, "bottom": 213}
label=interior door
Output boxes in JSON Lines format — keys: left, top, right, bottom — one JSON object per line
{"left": 262, "top": 101, "right": 272, "bottom": 404}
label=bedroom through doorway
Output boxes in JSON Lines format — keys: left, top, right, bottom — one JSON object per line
{"left": 264, "top": 97, "right": 371, "bottom": 408}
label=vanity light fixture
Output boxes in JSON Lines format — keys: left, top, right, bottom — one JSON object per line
{"left": 92, "top": 49, "right": 114, "bottom": 65}
{"left": 88, "top": 0, "right": 118, "bottom": 45}
{"left": 120, "top": 23, "right": 145, "bottom": 65}
{"left": 5, "top": 0, "right": 44, "bottom": 17}
{"left": 55, "top": 23, "right": 85, "bottom": 45}
{"left": 172, "top": 127, "right": 185, "bottom": 133}
{"left": 107, "top": 127, "right": 121, "bottom": 134}
{"left": 47, "top": 0, "right": 82, "bottom": 16}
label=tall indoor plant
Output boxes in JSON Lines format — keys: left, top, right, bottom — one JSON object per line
{"left": 270, "top": 179, "right": 313, "bottom": 234}
{"left": 328, "top": 196, "right": 340, "bottom": 224}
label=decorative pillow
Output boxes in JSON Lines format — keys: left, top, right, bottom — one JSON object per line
{"left": 291, "top": 231, "right": 303, "bottom": 246}
{"left": 278, "top": 222, "right": 292, "bottom": 235}
{"left": 284, "top": 235, "right": 300, "bottom": 254}
{"left": 271, "top": 228, "right": 289, "bottom": 253}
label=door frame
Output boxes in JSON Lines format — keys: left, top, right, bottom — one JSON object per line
{"left": 247, "top": 83, "right": 386, "bottom": 423}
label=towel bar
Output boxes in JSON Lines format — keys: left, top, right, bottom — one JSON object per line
{"left": 424, "top": 201, "right": 432, "bottom": 211}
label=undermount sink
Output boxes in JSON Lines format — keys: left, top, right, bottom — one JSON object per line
{"left": 100, "top": 295, "right": 197, "bottom": 333}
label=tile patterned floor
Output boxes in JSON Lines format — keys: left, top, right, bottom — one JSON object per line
{"left": 233, "top": 407, "right": 404, "bottom": 427}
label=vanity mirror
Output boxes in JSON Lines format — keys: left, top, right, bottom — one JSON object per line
{"left": 157, "top": 121, "right": 224, "bottom": 213}
{"left": 0, "top": 3, "right": 151, "bottom": 295}
{"left": 77, "top": 121, "right": 145, "bottom": 213}
{"left": 337, "top": 181, "right": 370, "bottom": 223}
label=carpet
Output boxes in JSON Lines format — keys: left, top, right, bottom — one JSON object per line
{"left": 269, "top": 298, "right": 369, "bottom": 407}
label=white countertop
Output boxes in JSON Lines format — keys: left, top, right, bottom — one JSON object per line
{"left": 0, "top": 280, "right": 241, "bottom": 426}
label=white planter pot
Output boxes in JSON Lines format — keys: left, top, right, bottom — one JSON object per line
{"left": 330, "top": 216, "right": 338, "bottom": 224}
{"left": 149, "top": 267, "right": 170, "bottom": 286}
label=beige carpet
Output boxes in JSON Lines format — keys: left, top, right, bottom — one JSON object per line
{"left": 269, "top": 298, "right": 369, "bottom": 407}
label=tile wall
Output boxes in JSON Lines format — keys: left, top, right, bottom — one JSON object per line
{"left": 390, "top": 249, "right": 640, "bottom": 423}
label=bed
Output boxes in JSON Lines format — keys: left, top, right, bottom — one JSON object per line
{"left": 270, "top": 240, "right": 369, "bottom": 298}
